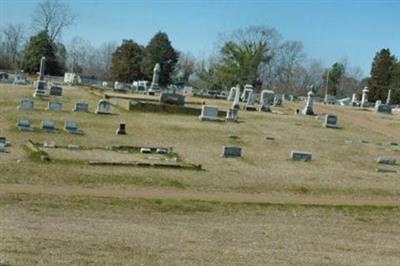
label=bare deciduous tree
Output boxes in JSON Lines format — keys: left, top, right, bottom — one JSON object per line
{"left": 32, "top": 0, "right": 77, "bottom": 42}
{"left": 1, "top": 23, "right": 25, "bottom": 70}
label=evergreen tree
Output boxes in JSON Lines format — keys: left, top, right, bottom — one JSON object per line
{"left": 142, "top": 32, "right": 178, "bottom": 86}
{"left": 390, "top": 62, "right": 400, "bottom": 104}
{"left": 368, "top": 49, "right": 396, "bottom": 101}
{"left": 110, "top": 39, "right": 144, "bottom": 82}
{"left": 21, "top": 31, "right": 63, "bottom": 75}
{"left": 324, "top": 62, "right": 345, "bottom": 96}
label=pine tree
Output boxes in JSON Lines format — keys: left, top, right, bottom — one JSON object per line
{"left": 21, "top": 31, "right": 63, "bottom": 75}
{"left": 368, "top": 49, "right": 396, "bottom": 101}
{"left": 110, "top": 39, "right": 144, "bottom": 82}
{"left": 142, "top": 32, "right": 178, "bottom": 86}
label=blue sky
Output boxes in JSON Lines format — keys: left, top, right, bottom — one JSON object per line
{"left": 1, "top": 0, "right": 400, "bottom": 76}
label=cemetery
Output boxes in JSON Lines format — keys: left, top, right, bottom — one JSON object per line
{"left": 1, "top": 1, "right": 400, "bottom": 265}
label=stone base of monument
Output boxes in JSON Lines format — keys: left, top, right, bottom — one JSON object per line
{"left": 302, "top": 107, "right": 314, "bottom": 115}
{"left": 244, "top": 104, "right": 257, "bottom": 111}
{"left": 226, "top": 108, "right": 238, "bottom": 122}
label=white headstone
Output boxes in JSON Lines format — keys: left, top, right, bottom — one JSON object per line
{"left": 199, "top": 105, "right": 220, "bottom": 121}
{"left": 95, "top": 99, "right": 112, "bottom": 114}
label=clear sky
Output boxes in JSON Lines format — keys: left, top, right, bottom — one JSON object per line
{"left": 1, "top": 0, "right": 399, "bottom": 76}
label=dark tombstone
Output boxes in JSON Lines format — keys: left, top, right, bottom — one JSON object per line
{"left": 116, "top": 123, "right": 126, "bottom": 135}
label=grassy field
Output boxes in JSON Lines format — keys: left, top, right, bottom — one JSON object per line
{"left": 0, "top": 83, "right": 399, "bottom": 265}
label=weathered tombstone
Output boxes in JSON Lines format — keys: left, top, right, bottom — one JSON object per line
{"left": 34, "top": 80, "right": 47, "bottom": 97}
{"left": 41, "top": 120, "right": 56, "bottom": 132}
{"left": 18, "top": 99, "right": 34, "bottom": 110}
{"left": 73, "top": 102, "right": 89, "bottom": 112}
{"left": 232, "top": 85, "right": 241, "bottom": 109}
{"left": 375, "top": 103, "right": 392, "bottom": 114}
{"left": 302, "top": 90, "right": 315, "bottom": 115}
{"left": 291, "top": 151, "right": 312, "bottom": 161}
{"left": 149, "top": 63, "right": 161, "bottom": 93}
{"left": 116, "top": 123, "right": 126, "bottom": 135}
{"left": 273, "top": 95, "right": 282, "bottom": 107}
{"left": 360, "top": 87, "right": 369, "bottom": 108}
{"left": 160, "top": 92, "right": 185, "bottom": 106}
{"left": 199, "top": 105, "right": 220, "bottom": 121}
{"left": 0, "top": 143, "right": 5, "bottom": 153}
{"left": 156, "top": 147, "right": 169, "bottom": 154}
{"left": 226, "top": 108, "right": 238, "bottom": 122}
{"left": 140, "top": 147, "right": 152, "bottom": 154}
{"left": 376, "top": 156, "right": 397, "bottom": 165}
{"left": 13, "top": 72, "right": 27, "bottom": 85}
{"left": 221, "top": 146, "right": 242, "bottom": 157}
{"left": 260, "top": 90, "right": 274, "bottom": 112}
{"left": 0, "top": 137, "right": 6, "bottom": 145}
{"left": 95, "top": 99, "right": 112, "bottom": 114}
{"left": 241, "top": 85, "right": 253, "bottom": 102}
{"left": 46, "top": 101, "right": 62, "bottom": 111}
{"left": 351, "top": 93, "right": 358, "bottom": 106}
{"left": 64, "top": 120, "right": 81, "bottom": 134}
{"left": 17, "top": 118, "right": 33, "bottom": 131}
{"left": 386, "top": 89, "right": 391, "bottom": 105}
{"left": 49, "top": 86, "right": 63, "bottom": 96}
{"left": 244, "top": 92, "right": 257, "bottom": 111}
{"left": 227, "top": 87, "right": 236, "bottom": 101}
{"left": 38, "top": 56, "right": 46, "bottom": 81}
{"left": 324, "top": 114, "right": 338, "bottom": 128}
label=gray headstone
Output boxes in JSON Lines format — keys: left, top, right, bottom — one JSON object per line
{"left": 49, "top": 86, "right": 63, "bottom": 96}
{"left": 17, "top": 118, "right": 33, "bottom": 131}
{"left": 0, "top": 143, "right": 5, "bottom": 152}
{"left": 375, "top": 103, "right": 392, "bottom": 114}
{"left": 64, "top": 120, "right": 81, "bottom": 134}
{"left": 0, "top": 137, "right": 6, "bottom": 145}
{"left": 73, "top": 102, "right": 88, "bottom": 112}
{"left": 376, "top": 156, "right": 396, "bottom": 165}
{"left": 46, "top": 101, "right": 62, "bottom": 111}
{"left": 226, "top": 108, "right": 238, "bottom": 122}
{"left": 95, "top": 99, "right": 112, "bottom": 114}
{"left": 324, "top": 114, "right": 338, "bottom": 128}
{"left": 41, "top": 120, "right": 56, "bottom": 132}
{"left": 160, "top": 92, "right": 185, "bottom": 106}
{"left": 291, "top": 151, "right": 312, "bottom": 161}
{"left": 199, "top": 105, "right": 219, "bottom": 121}
{"left": 18, "top": 99, "right": 34, "bottom": 110}
{"left": 221, "top": 146, "right": 242, "bottom": 157}
{"left": 140, "top": 147, "right": 152, "bottom": 153}
{"left": 116, "top": 123, "right": 126, "bottom": 135}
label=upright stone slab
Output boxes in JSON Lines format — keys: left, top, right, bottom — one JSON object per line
{"left": 13, "top": 72, "right": 27, "bottom": 85}
{"left": 64, "top": 120, "right": 81, "bottom": 134}
{"left": 324, "top": 114, "right": 338, "bottom": 128}
{"left": 291, "top": 151, "right": 312, "bottom": 161}
{"left": 351, "top": 93, "right": 358, "bottom": 106}
{"left": 46, "top": 101, "right": 62, "bottom": 111}
{"left": 17, "top": 118, "right": 33, "bottom": 131}
{"left": 273, "top": 95, "right": 282, "bottom": 107}
{"left": 116, "top": 123, "right": 127, "bottom": 135}
{"left": 244, "top": 92, "right": 257, "bottom": 111}
{"left": 160, "top": 92, "right": 185, "bottom": 106}
{"left": 49, "top": 86, "right": 62, "bottom": 96}
{"left": 260, "top": 90, "right": 274, "bottom": 112}
{"left": 38, "top": 56, "right": 46, "bottom": 81}
{"left": 41, "top": 120, "right": 56, "bottom": 132}
{"left": 375, "top": 102, "right": 392, "bottom": 114}
{"left": 73, "top": 102, "right": 89, "bottom": 112}
{"left": 226, "top": 107, "right": 238, "bottom": 122}
{"left": 302, "top": 90, "right": 315, "bottom": 115}
{"left": 227, "top": 87, "right": 236, "bottom": 101}
{"left": 149, "top": 63, "right": 161, "bottom": 93}
{"left": 241, "top": 85, "right": 253, "bottom": 102}
{"left": 199, "top": 105, "right": 220, "bottom": 121}
{"left": 232, "top": 85, "right": 241, "bottom": 109}
{"left": 386, "top": 89, "right": 392, "bottom": 105}
{"left": 221, "top": 146, "right": 242, "bottom": 157}
{"left": 18, "top": 99, "right": 34, "bottom": 110}
{"left": 34, "top": 80, "right": 47, "bottom": 97}
{"left": 361, "top": 87, "right": 369, "bottom": 108}
{"left": 95, "top": 99, "right": 112, "bottom": 114}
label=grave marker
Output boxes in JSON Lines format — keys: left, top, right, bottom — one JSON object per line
{"left": 221, "top": 146, "right": 242, "bottom": 157}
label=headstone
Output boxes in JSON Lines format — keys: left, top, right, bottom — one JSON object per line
{"left": 227, "top": 87, "right": 236, "bottom": 101}
{"left": 41, "top": 120, "right": 56, "bottom": 132}
{"left": 17, "top": 118, "right": 33, "bottom": 131}
{"left": 361, "top": 87, "right": 369, "bottom": 108}
{"left": 13, "top": 72, "right": 27, "bottom": 85}
{"left": 156, "top": 148, "right": 169, "bottom": 154}
{"left": 95, "top": 99, "right": 112, "bottom": 114}
{"left": 273, "top": 95, "right": 282, "bottom": 107}
{"left": 64, "top": 72, "right": 81, "bottom": 85}
{"left": 260, "top": 90, "right": 274, "bottom": 112}
{"left": 244, "top": 92, "right": 257, "bottom": 111}
{"left": 376, "top": 156, "right": 396, "bottom": 165}
{"left": 160, "top": 92, "right": 185, "bottom": 106}
{"left": 116, "top": 123, "right": 126, "bottom": 135}
{"left": 18, "top": 99, "right": 34, "bottom": 110}
{"left": 324, "top": 114, "right": 338, "bottom": 128}
{"left": 46, "top": 101, "right": 62, "bottom": 111}
{"left": 67, "top": 144, "right": 79, "bottom": 150}
{"left": 73, "top": 102, "right": 88, "bottom": 112}
{"left": 291, "top": 151, "right": 312, "bottom": 161}
{"left": 140, "top": 147, "right": 152, "bottom": 154}
{"left": 351, "top": 93, "right": 358, "bottom": 106}
{"left": 226, "top": 108, "right": 238, "bottom": 122}
{"left": 386, "top": 89, "right": 391, "bottom": 105}
{"left": 49, "top": 86, "right": 62, "bottom": 96}
{"left": 221, "top": 146, "right": 242, "bottom": 157}
{"left": 34, "top": 80, "right": 47, "bottom": 97}
{"left": 64, "top": 120, "right": 81, "bottom": 134}
{"left": 199, "top": 105, "right": 220, "bottom": 121}
{"left": 302, "top": 90, "right": 315, "bottom": 115}
{"left": 0, "top": 137, "right": 6, "bottom": 145}
{"left": 43, "top": 141, "right": 55, "bottom": 148}
{"left": 232, "top": 85, "right": 241, "bottom": 109}
{"left": 374, "top": 100, "right": 392, "bottom": 114}
{"left": 241, "top": 85, "right": 253, "bottom": 102}
{"left": 0, "top": 143, "right": 5, "bottom": 153}
{"left": 149, "top": 63, "right": 161, "bottom": 92}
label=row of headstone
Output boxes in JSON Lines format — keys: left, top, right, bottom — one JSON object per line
{"left": 220, "top": 147, "right": 313, "bottom": 161}
{"left": 18, "top": 99, "right": 89, "bottom": 112}
{"left": 16, "top": 118, "right": 81, "bottom": 134}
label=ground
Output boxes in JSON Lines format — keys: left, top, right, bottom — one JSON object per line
{"left": 0, "top": 83, "right": 399, "bottom": 265}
